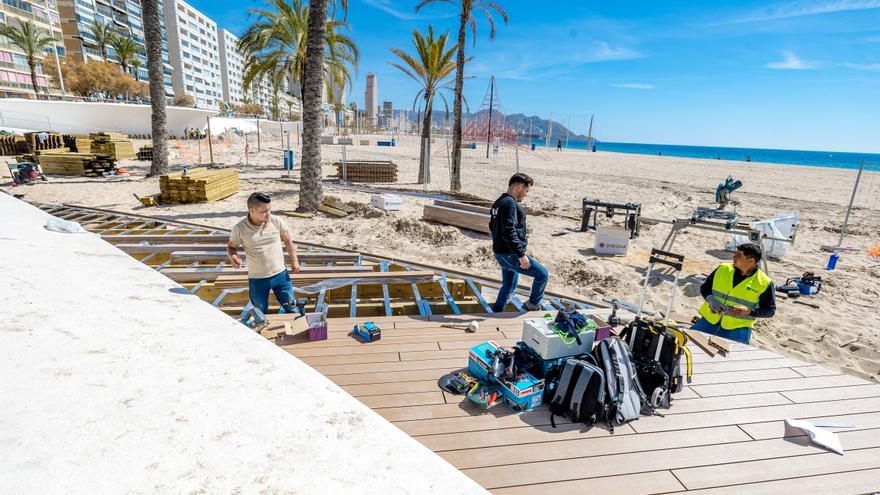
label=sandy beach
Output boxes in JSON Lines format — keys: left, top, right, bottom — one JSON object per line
{"left": 6, "top": 135, "right": 879, "bottom": 382}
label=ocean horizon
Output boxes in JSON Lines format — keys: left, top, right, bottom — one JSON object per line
{"left": 525, "top": 139, "right": 880, "bottom": 172}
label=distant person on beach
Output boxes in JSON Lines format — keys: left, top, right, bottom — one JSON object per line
{"left": 746, "top": 155, "right": 751, "bottom": 162}
{"left": 556, "top": 137, "right": 562, "bottom": 151}
{"left": 489, "top": 173, "right": 548, "bottom": 312}
{"left": 227, "top": 192, "right": 301, "bottom": 316}
{"left": 716, "top": 154, "right": 721, "bottom": 160}
{"left": 691, "top": 243, "right": 775, "bottom": 344}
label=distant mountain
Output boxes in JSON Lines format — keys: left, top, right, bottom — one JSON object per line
{"left": 398, "top": 109, "right": 590, "bottom": 141}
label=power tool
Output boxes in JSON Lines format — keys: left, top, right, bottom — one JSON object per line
{"left": 353, "top": 322, "right": 381, "bottom": 342}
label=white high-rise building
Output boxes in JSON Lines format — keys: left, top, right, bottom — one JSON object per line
{"left": 217, "top": 29, "right": 245, "bottom": 105}
{"left": 364, "top": 73, "right": 377, "bottom": 125}
{"left": 163, "top": 0, "right": 223, "bottom": 109}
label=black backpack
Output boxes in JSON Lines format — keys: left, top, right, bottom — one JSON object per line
{"left": 548, "top": 357, "right": 606, "bottom": 428}
{"left": 619, "top": 318, "right": 692, "bottom": 409}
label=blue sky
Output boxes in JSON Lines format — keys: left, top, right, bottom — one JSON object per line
{"left": 194, "top": 0, "right": 880, "bottom": 152}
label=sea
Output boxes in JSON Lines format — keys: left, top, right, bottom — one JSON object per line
{"left": 529, "top": 140, "right": 880, "bottom": 172}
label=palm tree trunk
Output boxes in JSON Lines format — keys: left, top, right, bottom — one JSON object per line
{"left": 141, "top": 0, "right": 168, "bottom": 176}
{"left": 450, "top": 15, "right": 467, "bottom": 192}
{"left": 298, "top": 0, "right": 328, "bottom": 212}
{"left": 418, "top": 99, "right": 432, "bottom": 184}
{"left": 27, "top": 58, "right": 40, "bottom": 98}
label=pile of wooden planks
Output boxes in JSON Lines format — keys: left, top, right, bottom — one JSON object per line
{"left": 318, "top": 196, "right": 356, "bottom": 218}
{"left": 422, "top": 200, "right": 491, "bottom": 234}
{"left": 0, "top": 135, "right": 27, "bottom": 155}
{"left": 90, "top": 132, "right": 135, "bottom": 159}
{"left": 136, "top": 145, "right": 153, "bottom": 161}
{"left": 159, "top": 167, "right": 240, "bottom": 203}
{"left": 37, "top": 152, "right": 116, "bottom": 176}
{"left": 24, "top": 132, "right": 64, "bottom": 153}
{"left": 333, "top": 160, "right": 398, "bottom": 183}
{"left": 62, "top": 134, "right": 92, "bottom": 153}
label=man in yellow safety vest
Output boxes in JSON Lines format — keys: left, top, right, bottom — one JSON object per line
{"left": 692, "top": 243, "right": 775, "bottom": 344}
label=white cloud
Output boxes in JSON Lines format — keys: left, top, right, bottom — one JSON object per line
{"left": 724, "top": 0, "right": 880, "bottom": 24}
{"left": 844, "top": 62, "right": 880, "bottom": 70}
{"left": 363, "top": 0, "right": 452, "bottom": 20}
{"left": 764, "top": 51, "right": 820, "bottom": 69}
{"left": 614, "top": 83, "right": 655, "bottom": 89}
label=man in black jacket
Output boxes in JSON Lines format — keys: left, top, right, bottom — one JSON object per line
{"left": 489, "top": 173, "right": 549, "bottom": 312}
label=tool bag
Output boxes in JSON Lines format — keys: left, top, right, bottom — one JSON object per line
{"left": 592, "top": 338, "right": 648, "bottom": 432}
{"left": 620, "top": 318, "right": 692, "bottom": 408}
{"left": 623, "top": 248, "right": 693, "bottom": 408}
{"left": 548, "top": 357, "right": 605, "bottom": 428}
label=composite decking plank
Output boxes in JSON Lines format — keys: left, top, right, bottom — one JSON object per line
{"left": 464, "top": 428, "right": 880, "bottom": 490}
{"left": 358, "top": 391, "right": 446, "bottom": 409}
{"left": 287, "top": 341, "right": 440, "bottom": 358}
{"left": 789, "top": 365, "right": 842, "bottom": 377}
{"left": 294, "top": 351, "right": 401, "bottom": 366}
{"left": 443, "top": 425, "right": 748, "bottom": 471}
{"left": 490, "top": 471, "right": 684, "bottom": 495}
{"left": 691, "top": 374, "right": 866, "bottom": 397}
{"left": 342, "top": 379, "right": 445, "bottom": 397}
{"left": 780, "top": 383, "right": 880, "bottom": 403}
{"left": 684, "top": 357, "right": 807, "bottom": 374}
{"left": 332, "top": 367, "right": 464, "bottom": 386}
{"left": 740, "top": 411, "right": 880, "bottom": 440}
{"left": 686, "top": 367, "right": 802, "bottom": 386}
{"left": 663, "top": 466, "right": 880, "bottom": 495}
{"left": 631, "top": 396, "right": 880, "bottom": 433}
{"left": 312, "top": 357, "right": 466, "bottom": 375}
{"left": 673, "top": 445, "right": 880, "bottom": 490}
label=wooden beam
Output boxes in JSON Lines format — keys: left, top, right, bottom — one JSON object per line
{"left": 170, "top": 251, "right": 361, "bottom": 263}
{"left": 101, "top": 234, "right": 230, "bottom": 244}
{"left": 422, "top": 204, "right": 490, "bottom": 234}
{"left": 214, "top": 270, "right": 435, "bottom": 289}
{"left": 158, "top": 265, "right": 374, "bottom": 282}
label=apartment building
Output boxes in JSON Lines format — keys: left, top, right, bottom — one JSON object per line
{"left": 55, "top": 0, "right": 174, "bottom": 93}
{"left": 163, "top": 0, "right": 222, "bottom": 109}
{"left": 217, "top": 27, "right": 300, "bottom": 118}
{"left": 0, "top": 0, "right": 63, "bottom": 97}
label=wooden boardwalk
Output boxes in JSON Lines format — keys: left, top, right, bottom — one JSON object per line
{"left": 270, "top": 311, "right": 880, "bottom": 494}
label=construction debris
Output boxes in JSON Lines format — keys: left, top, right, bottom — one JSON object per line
{"left": 422, "top": 200, "right": 491, "bottom": 234}
{"left": 159, "top": 167, "right": 240, "bottom": 203}
{"left": 333, "top": 160, "right": 398, "bottom": 183}
{"left": 136, "top": 145, "right": 154, "bottom": 161}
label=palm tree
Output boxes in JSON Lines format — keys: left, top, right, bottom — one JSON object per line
{"left": 416, "top": 0, "right": 508, "bottom": 191}
{"left": 131, "top": 58, "right": 142, "bottom": 81}
{"left": 238, "top": 0, "right": 357, "bottom": 103}
{"left": 0, "top": 21, "right": 54, "bottom": 97}
{"left": 331, "top": 100, "right": 345, "bottom": 129}
{"left": 298, "top": 0, "right": 331, "bottom": 212}
{"left": 88, "top": 20, "right": 115, "bottom": 61}
{"left": 141, "top": 0, "right": 168, "bottom": 176}
{"left": 110, "top": 34, "right": 138, "bottom": 74}
{"left": 389, "top": 28, "right": 458, "bottom": 184}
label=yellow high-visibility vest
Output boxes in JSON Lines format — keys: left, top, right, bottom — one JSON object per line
{"left": 698, "top": 263, "right": 771, "bottom": 330}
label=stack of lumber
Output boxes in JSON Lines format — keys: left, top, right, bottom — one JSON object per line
{"left": 90, "top": 132, "right": 135, "bottom": 159}
{"left": 333, "top": 160, "right": 397, "bottom": 182}
{"left": 0, "top": 135, "right": 25, "bottom": 155}
{"left": 136, "top": 145, "right": 153, "bottom": 161}
{"left": 422, "top": 200, "right": 491, "bottom": 234}
{"left": 318, "top": 196, "right": 356, "bottom": 217}
{"left": 159, "top": 167, "right": 240, "bottom": 203}
{"left": 62, "top": 134, "right": 92, "bottom": 153}
{"left": 37, "top": 152, "right": 116, "bottom": 176}
{"left": 24, "top": 132, "right": 64, "bottom": 153}
{"left": 215, "top": 270, "right": 435, "bottom": 289}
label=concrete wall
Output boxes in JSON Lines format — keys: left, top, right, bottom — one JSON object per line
{"left": 0, "top": 194, "right": 487, "bottom": 495}
{"left": 0, "top": 99, "right": 216, "bottom": 137}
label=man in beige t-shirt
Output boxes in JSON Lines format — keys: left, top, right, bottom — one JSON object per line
{"left": 227, "top": 192, "right": 300, "bottom": 314}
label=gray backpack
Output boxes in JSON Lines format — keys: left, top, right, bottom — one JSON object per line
{"left": 548, "top": 357, "right": 606, "bottom": 428}
{"left": 592, "top": 338, "right": 648, "bottom": 432}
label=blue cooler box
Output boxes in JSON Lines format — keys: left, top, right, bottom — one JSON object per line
{"left": 468, "top": 340, "right": 501, "bottom": 381}
{"left": 495, "top": 371, "right": 544, "bottom": 412}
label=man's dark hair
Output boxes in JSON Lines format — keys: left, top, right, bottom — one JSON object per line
{"left": 247, "top": 192, "right": 271, "bottom": 209}
{"left": 509, "top": 173, "right": 534, "bottom": 187}
{"left": 736, "top": 242, "right": 763, "bottom": 262}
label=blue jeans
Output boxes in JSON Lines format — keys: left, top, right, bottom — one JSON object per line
{"left": 248, "top": 270, "right": 295, "bottom": 315}
{"left": 691, "top": 317, "right": 752, "bottom": 345}
{"left": 492, "top": 253, "right": 549, "bottom": 312}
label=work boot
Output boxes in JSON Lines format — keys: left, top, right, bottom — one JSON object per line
{"left": 522, "top": 301, "right": 541, "bottom": 312}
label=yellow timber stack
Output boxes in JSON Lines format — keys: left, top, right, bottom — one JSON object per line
{"left": 159, "top": 167, "right": 240, "bottom": 203}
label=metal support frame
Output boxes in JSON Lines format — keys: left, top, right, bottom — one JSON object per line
{"left": 465, "top": 278, "right": 492, "bottom": 313}
{"left": 438, "top": 273, "right": 461, "bottom": 314}
{"left": 350, "top": 284, "right": 358, "bottom": 318}
{"left": 379, "top": 261, "right": 392, "bottom": 317}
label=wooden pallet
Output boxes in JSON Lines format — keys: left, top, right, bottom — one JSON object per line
{"left": 90, "top": 132, "right": 135, "bottom": 159}
{"left": 37, "top": 152, "right": 116, "bottom": 176}
{"left": 62, "top": 134, "right": 92, "bottom": 154}
{"left": 24, "top": 132, "right": 64, "bottom": 153}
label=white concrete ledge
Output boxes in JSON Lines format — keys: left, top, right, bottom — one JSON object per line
{"left": 0, "top": 193, "right": 486, "bottom": 494}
